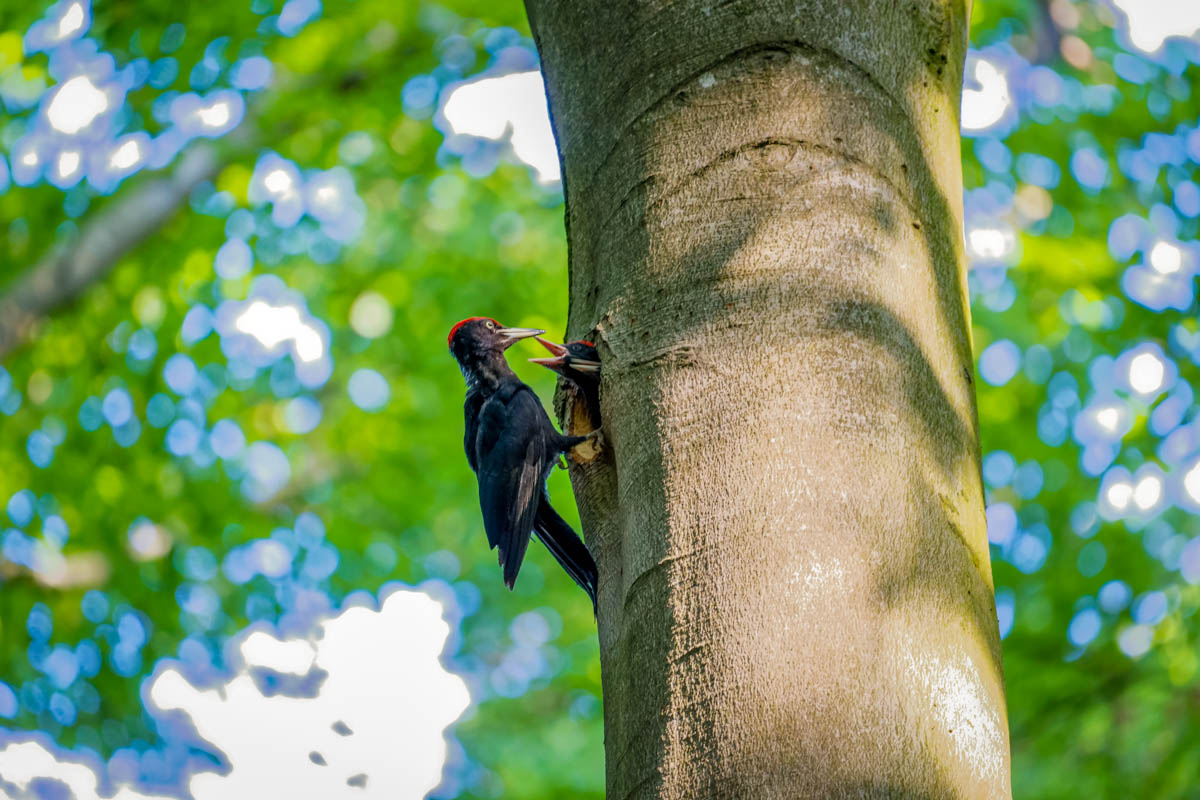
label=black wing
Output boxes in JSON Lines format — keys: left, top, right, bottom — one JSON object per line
{"left": 475, "top": 386, "right": 550, "bottom": 588}
{"left": 463, "top": 389, "right": 485, "bottom": 473}
{"left": 533, "top": 497, "right": 598, "bottom": 613}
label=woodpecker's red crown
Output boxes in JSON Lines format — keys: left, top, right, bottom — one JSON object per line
{"left": 447, "top": 317, "right": 497, "bottom": 349}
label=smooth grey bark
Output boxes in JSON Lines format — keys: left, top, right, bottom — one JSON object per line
{"left": 524, "top": 1, "right": 1011, "bottom": 798}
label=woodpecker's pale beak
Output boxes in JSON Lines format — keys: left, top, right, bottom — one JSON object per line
{"left": 497, "top": 327, "right": 545, "bottom": 350}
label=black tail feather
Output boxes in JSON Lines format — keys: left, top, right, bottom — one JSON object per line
{"left": 533, "top": 498, "right": 598, "bottom": 613}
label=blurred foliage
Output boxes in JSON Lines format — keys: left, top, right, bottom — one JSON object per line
{"left": 0, "top": 0, "right": 1197, "bottom": 797}
{"left": 0, "top": 0, "right": 598, "bottom": 796}
{"left": 965, "top": 2, "right": 1200, "bottom": 797}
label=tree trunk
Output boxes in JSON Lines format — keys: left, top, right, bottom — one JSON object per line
{"left": 524, "top": 1, "right": 1011, "bottom": 797}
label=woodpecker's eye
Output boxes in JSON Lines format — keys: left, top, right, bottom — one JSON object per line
{"left": 485, "top": 321, "right": 495, "bottom": 330}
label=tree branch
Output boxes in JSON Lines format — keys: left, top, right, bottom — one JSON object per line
{"left": 0, "top": 144, "right": 220, "bottom": 360}
{"left": 1031, "top": 0, "right": 1065, "bottom": 66}
{"left": 0, "top": 33, "right": 418, "bottom": 362}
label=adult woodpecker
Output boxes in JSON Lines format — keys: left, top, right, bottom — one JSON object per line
{"left": 531, "top": 338, "right": 603, "bottom": 461}
{"left": 448, "top": 317, "right": 599, "bottom": 611}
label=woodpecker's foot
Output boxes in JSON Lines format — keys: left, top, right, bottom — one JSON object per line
{"left": 569, "top": 428, "right": 605, "bottom": 464}
{"left": 557, "top": 456, "right": 569, "bottom": 470}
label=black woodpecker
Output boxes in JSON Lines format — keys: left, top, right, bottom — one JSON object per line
{"left": 447, "top": 317, "right": 599, "bottom": 611}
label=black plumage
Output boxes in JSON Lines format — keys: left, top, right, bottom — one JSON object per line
{"left": 448, "top": 317, "right": 598, "bottom": 610}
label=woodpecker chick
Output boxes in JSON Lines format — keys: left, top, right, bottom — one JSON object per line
{"left": 531, "top": 338, "right": 603, "bottom": 462}
{"left": 448, "top": 317, "right": 599, "bottom": 611}
{"left": 530, "top": 339, "right": 599, "bottom": 397}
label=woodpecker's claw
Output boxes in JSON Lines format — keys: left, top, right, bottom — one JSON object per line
{"left": 566, "top": 428, "right": 605, "bottom": 465}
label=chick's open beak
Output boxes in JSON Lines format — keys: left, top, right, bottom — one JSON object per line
{"left": 535, "top": 337, "right": 568, "bottom": 356}
{"left": 529, "top": 337, "right": 568, "bottom": 368}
